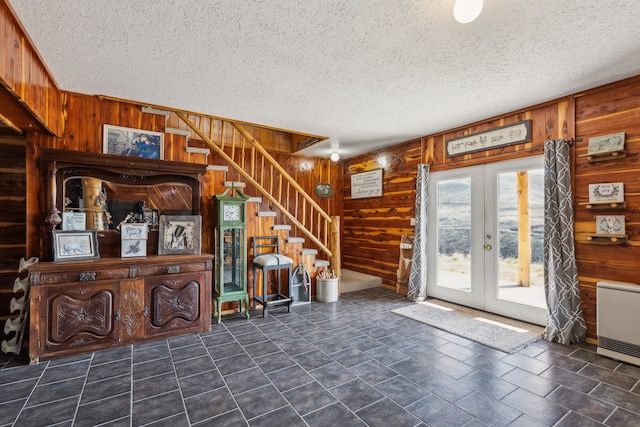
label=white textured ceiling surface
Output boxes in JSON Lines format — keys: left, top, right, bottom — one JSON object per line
{"left": 8, "top": 0, "right": 640, "bottom": 158}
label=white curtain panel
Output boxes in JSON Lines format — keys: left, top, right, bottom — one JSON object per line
{"left": 542, "top": 139, "right": 587, "bottom": 344}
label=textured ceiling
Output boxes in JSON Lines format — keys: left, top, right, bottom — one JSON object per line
{"left": 8, "top": 0, "right": 640, "bottom": 158}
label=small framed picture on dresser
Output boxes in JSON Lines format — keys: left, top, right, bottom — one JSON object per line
{"left": 52, "top": 230, "right": 100, "bottom": 262}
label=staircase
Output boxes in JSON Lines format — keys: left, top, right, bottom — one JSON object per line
{"left": 160, "top": 109, "right": 342, "bottom": 300}
{"left": 172, "top": 111, "right": 338, "bottom": 261}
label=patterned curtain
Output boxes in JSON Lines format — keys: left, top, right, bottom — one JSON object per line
{"left": 543, "top": 139, "right": 587, "bottom": 344}
{"left": 408, "top": 164, "right": 430, "bottom": 301}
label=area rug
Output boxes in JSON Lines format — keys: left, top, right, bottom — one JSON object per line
{"left": 391, "top": 299, "right": 544, "bottom": 354}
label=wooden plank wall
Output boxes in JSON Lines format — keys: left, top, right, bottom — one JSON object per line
{"left": 0, "top": 136, "right": 26, "bottom": 341}
{"left": 573, "top": 77, "right": 640, "bottom": 340}
{"left": 342, "top": 140, "right": 423, "bottom": 288}
{"left": 0, "top": 0, "right": 62, "bottom": 135}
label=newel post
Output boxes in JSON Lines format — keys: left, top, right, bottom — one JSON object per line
{"left": 328, "top": 215, "right": 341, "bottom": 294}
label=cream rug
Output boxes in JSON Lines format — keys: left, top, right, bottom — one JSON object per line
{"left": 391, "top": 299, "right": 544, "bottom": 354}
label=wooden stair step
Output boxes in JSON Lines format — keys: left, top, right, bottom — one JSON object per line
{"left": 315, "top": 259, "right": 330, "bottom": 268}
{"left": 288, "top": 237, "right": 305, "bottom": 244}
{"left": 224, "top": 181, "right": 245, "bottom": 188}
{"left": 273, "top": 224, "right": 291, "bottom": 231}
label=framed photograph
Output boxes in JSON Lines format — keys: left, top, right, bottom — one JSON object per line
{"left": 62, "top": 211, "right": 86, "bottom": 231}
{"left": 52, "top": 230, "right": 100, "bottom": 262}
{"left": 445, "top": 120, "right": 531, "bottom": 157}
{"left": 121, "top": 223, "right": 149, "bottom": 240}
{"left": 158, "top": 215, "right": 202, "bottom": 255}
{"left": 103, "top": 124, "right": 164, "bottom": 159}
{"left": 121, "top": 238, "right": 147, "bottom": 257}
{"left": 595, "top": 215, "right": 626, "bottom": 236}
{"left": 314, "top": 182, "right": 333, "bottom": 198}
{"left": 588, "top": 182, "right": 624, "bottom": 203}
{"left": 588, "top": 132, "right": 625, "bottom": 154}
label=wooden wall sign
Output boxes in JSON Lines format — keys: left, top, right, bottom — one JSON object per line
{"left": 589, "top": 182, "right": 624, "bottom": 204}
{"left": 445, "top": 120, "right": 531, "bottom": 157}
{"left": 351, "top": 169, "right": 383, "bottom": 199}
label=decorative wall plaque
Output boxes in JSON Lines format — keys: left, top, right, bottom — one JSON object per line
{"left": 588, "top": 182, "right": 624, "bottom": 204}
{"left": 445, "top": 120, "right": 531, "bottom": 157}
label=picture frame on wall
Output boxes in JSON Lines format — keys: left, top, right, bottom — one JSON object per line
{"left": 158, "top": 215, "right": 202, "bottom": 255}
{"left": 103, "top": 124, "right": 164, "bottom": 159}
{"left": 595, "top": 215, "right": 626, "bottom": 237}
{"left": 588, "top": 182, "right": 624, "bottom": 204}
{"left": 52, "top": 230, "right": 100, "bottom": 262}
{"left": 588, "top": 132, "right": 625, "bottom": 155}
{"left": 445, "top": 120, "right": 531, "bottom": 157}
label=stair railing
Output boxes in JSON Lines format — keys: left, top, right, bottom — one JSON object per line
{"left": 174, "top": 111, "right": 333, "bottom": 258}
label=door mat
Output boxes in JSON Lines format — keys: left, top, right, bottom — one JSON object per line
{"left": 391, "top": 299, "right": 544, "bottom": 354}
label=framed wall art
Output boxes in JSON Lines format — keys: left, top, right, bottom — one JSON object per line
{"left": 103, "top": 124, "right": 164, "bottom": 159}
{"left": 595, "top": 215, "right": 626, "bottom": 237}
{"left": 351, "top": 169, "right": 383, "bottom": 199}
{"left": 314, "top": 182, "right": 333, "bottom": 198}
{"left": 445, "top": 120, "right": 531, "bottom": 157}
{"left": 588, "top": 132, "right": 625, "bottom": 154}
{"left": 52, "top": 230, "right": 100, "bottom": 262}
{"left": 588, "top": 182, "right": 624, "bottom": 204}
{"left": 158, "top": 215, "right": 202, "bottom": 255}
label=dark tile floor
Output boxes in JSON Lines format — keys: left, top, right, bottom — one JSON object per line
{"left": 1, "top": 287, "right": 640, "bottom": 426}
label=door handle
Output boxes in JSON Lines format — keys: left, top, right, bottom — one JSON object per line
{"left": 483, "top": 244, "right": 492, "bottom": 251}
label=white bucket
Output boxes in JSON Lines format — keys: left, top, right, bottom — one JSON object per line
{"left": 317, "top": 278, "right": 338, "bottom": 302}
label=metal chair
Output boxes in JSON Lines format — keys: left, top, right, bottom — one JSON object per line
{"left": 252, "top": 236, "right": 294, "bottom": 317}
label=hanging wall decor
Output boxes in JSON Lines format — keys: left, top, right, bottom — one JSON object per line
{"left": 445, "top": 120, "right": 531, "bottom": 157}
{"left": 588, "top": 132, "right": 625, "bottom": 155}
{"left": 351, "top": 169, "right": 383, "bottom": 199}
{"left": 103, "top": 124, "right": 164, "bottom": 159}
{"left": 595, "top": 215, "right": 626, "bottom": 237}
{"left": 588, "top": 182, "right": 624, "bottom": 204}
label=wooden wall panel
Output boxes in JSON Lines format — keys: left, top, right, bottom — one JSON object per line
{"left": 342, "top": 140, "right": 421, "bottom": 288}
{"left": 0, "top": 137, "right": 25, "bottom": 340}
{"left": 0, "top": 1, "right": 62, "bottom": 135}
{"left": 573, "top": 76, "right": 640, "bottom": 339}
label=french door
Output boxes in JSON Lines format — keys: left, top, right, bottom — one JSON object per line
{"left": 426, "top": 156, "right": 547, "bottom": 325}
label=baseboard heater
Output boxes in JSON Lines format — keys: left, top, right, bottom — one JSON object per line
{"left": 597, "top": 280, "right": 640, "bottom": 366}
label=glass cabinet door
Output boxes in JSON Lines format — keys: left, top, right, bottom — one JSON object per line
{"left": 221, "top": 227, "right": 245, "bottom": 294}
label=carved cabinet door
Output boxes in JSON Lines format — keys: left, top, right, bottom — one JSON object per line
{"left": 43, "top": 281, "right": 120, "bottom": 357}
{"left": 144, "top": 272, "right": 206, "bottom": 336}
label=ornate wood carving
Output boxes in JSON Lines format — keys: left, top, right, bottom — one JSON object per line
{"left": 151, "top": 281, "right": 199, "bottom": 326}
{"left": 49, "top": 291, "right": 113, "bottom": 343}
{"left": 121, "top": 280, "right": 144, "bottom": 338}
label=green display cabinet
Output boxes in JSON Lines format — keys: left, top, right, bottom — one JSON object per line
{"left": 213, "top": 186, "right": 250, "bottom": 323}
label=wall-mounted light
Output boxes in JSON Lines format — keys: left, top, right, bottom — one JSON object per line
{"left": 453, "top": 0, "right": 483, "bottom": 24}
{"left": 330, "top": 152, "right": 340, "bottom": 162}
{"left": 300, "top": 161, "right": 312, "bottom": 171}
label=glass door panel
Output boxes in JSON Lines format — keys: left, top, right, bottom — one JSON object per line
{"left": 427, "top": 165, "right": 484, "bottom": 309}
{"left": 428, "top": 156, "right": 547, "bottom": 325}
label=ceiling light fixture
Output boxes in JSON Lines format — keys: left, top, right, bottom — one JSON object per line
{"left": 330, "top": 152, "right": 340, "bottom": 162}
{"left": 453, "top": 0, "right": 483, "bottom": 24}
